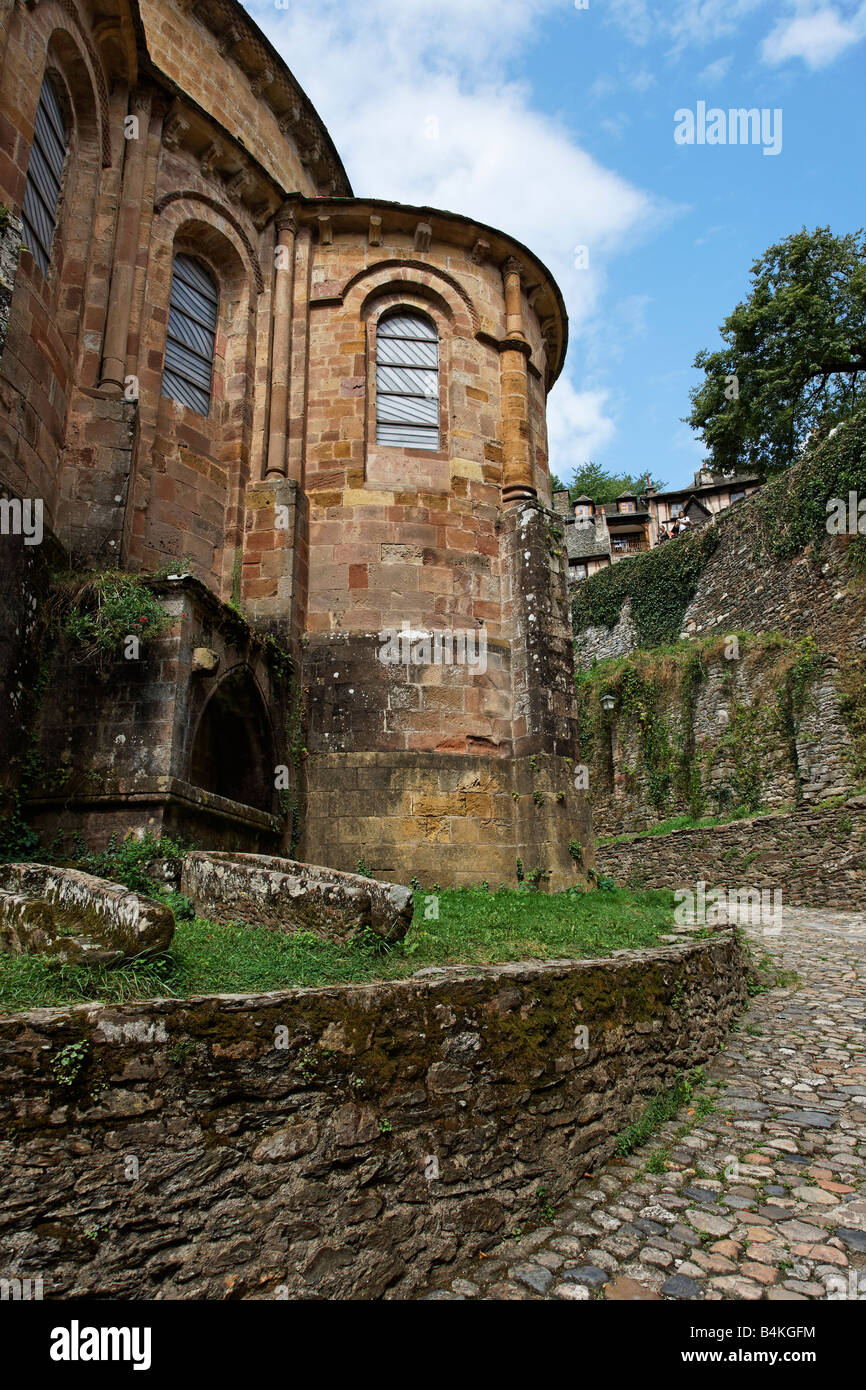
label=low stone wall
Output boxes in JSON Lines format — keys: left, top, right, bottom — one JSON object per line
{"left": 0, "top": 934, "right": 746, "bottom": 1300}
{"left": 596, "top": 798, "right": 866, "bottom": 909}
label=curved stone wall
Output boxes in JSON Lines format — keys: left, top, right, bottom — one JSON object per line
{"left": 0, "top": 933, "right": 747, "bottom": 1299}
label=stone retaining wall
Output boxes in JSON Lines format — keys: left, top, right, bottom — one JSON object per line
{"left": 0, "top": 934, "right": 746, "bottom": 1299}
{"left": 596, "top": 798, "right": 866, "bottom": 909}
{"left": 581, "top": 640, "right": 855, "bottom": 839}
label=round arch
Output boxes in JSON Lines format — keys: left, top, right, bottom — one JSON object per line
{"left": 345, "top": 259, "right": 479, "bottom": 337}
{"left": 188, "top": 666, "right": 277, "bottom": 813}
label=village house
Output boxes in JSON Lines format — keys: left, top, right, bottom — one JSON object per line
{"left": 554, "top": 467, "right": 762, "bottom": 584}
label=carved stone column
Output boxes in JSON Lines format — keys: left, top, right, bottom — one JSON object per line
{"left": 499, "top": 257, "right": 535, "bottom": 504}
{"left": 265, "top": 208, "right": 296, "bottom": 478}
{"left": 502, "top": 255, "right": 527, "bottom": 342}
{"left": 99, "top": 88, "right": 152, "bottom": 393}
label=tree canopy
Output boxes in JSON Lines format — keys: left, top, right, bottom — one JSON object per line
{"left": 686, "top": 226, "right": 866, "bottom": 476}
{"left": 550, "top": 461, "right": 666, "bottom": 506}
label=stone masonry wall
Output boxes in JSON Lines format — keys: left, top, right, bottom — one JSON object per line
{"left": 0, "top": 209, "right": 20, "bottom": 364}
{"left": 0, "top": 500, "right": 62, "bottom": 838}
{"left": 298, "top": 501, "right": 591, "bottom": 888}
{"left": 582, "top": 640, "right": 855, "bottom": 839}
{"left": 0, "top": 933, "right": 746, "bottom": 1300}
{"left": 299, "top": 749, "right": 594, "bottom": 891}
{"left": 595, "top": 796, "right": 866, "bottom": 910}
{"left": 573, "top": 482, "right": 865, "bottom": 673}
{"left": 24, "top": 577, "right": 289, "bottom": 854}
{"left": 681, "top": 522, "right": 864, "bottom": 655}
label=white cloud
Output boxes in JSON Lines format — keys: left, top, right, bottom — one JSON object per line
{"left": 546, "top": 381, "right": 618, "bottom": 471}
{"left": 698, "top": 54, "right": 733, "bottom": 82}
{"left": 760, "top": 4, "right": 866, "bottom": 68}
{"left": 585, "top": 294, "right": 652, "bottom": 369}
{"left": 628, "top": 68, "right": 658, "bottom": 91}
{"left": 665, "top": 0, "right": 765, "bottom": 51}
{"left": 604, "top": 0, "right": 653, "bottom": 46}
{"left": 249, "top": 0, "right": 672, "bottom": 466}
{"left": 606, "top": 0, "right": 764, "bottom": 49}
{"left": 589, "top": 75, "right": 618, "bottom": 100}
{"left": 599, "top": 114, "right": 630, "bottom": 139}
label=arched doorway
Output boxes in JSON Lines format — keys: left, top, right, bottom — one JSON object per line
{"left": 189, "top": 668, "right": 276, "bottom": 812}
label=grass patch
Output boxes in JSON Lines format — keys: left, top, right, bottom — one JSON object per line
{"left": 615, "top": 1066, "right": 711, "bottom": 1160}
{"left": 0, "top": 885, "right": 676, "bottom": 1013}
{"left": 596, "top": 803, "right": 792, "bottom": 846}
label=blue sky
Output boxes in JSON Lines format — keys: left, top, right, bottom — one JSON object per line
{"left": 249, "top": 0, "right": 866, "bottom": 491}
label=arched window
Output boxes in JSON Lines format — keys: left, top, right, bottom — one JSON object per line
{"left": 162, "top": 253, "right": 219, "bottom": 415}
{"left": 22, "top": 74, "right": 69, "bottom": 276}
{"left": 376, "top": 311, "right": 439, "bottom": 450}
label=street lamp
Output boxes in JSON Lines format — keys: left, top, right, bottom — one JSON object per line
{"left": 600, "top": 693, "right": 616, "bottom": 714}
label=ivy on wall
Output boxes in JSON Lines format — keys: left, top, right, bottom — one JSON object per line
{"left": 754, "top": 407, "right": 866, "bottom": 565}
{"left": 572, "top": 407, "right": 866, "bottom": 651}
{"left": 576, "top": 633, "right": 826, "bottom": 827}
{"left": 837, "top": 650, "right": 866, "bottom": 784}
{"left": 571, "top": 527, "right": 720, "bottom": 648}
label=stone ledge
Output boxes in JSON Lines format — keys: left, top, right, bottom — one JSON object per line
{"left": 596, "top": 799, "right": 866, "bottom": 909}
{"left": 181, "top": 850, "right": 414, "bottom": 944}
{"left": 0, "top": 863, "right": 174, "bottom": 965}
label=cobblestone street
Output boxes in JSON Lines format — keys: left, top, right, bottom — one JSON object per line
{"left": 422, "top": 910, "right": 866, "bottom": 1301}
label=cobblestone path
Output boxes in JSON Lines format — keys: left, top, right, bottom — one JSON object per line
{"left": 422, "top": 909, "right": 866, "bottom": 1301}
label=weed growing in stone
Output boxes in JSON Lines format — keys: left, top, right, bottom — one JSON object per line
{"left": 614, "top": 1066, "right": 712, "bottom": 1159}
{"left": 50, "top": 1039, "right": 89, "bottom": 1086}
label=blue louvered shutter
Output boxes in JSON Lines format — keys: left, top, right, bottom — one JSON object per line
{"left": 162, "top": 254, "right": 218, "bottom": 415}
{"left": 22, "top": 75, "right": 68, "bottom": 276}
{"left": 376, "top": 312, "right": 439, "bottom": 450}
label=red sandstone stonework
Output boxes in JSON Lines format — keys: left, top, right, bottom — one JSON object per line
{"left": 0, "top": 0, "right": 592, "bottom": 886}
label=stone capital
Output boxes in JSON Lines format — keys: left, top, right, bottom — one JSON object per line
{"left": 129, "top": 87, "right": 152, "bottom": 120}
{"left": 161, "top": 111, "right": 190, "bottom": 152}
{"left": 275, "top": 207, "right": 298, "bottom": 236}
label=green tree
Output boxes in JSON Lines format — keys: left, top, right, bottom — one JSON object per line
{"left": 552, "top": 461, "right": 666, "bottom": 506}
{"left": 686, "top": 226, "right": 866, "bottom": 476}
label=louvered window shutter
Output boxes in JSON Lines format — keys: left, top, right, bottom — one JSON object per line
{"left": 376, "top": 312, "right": 439, "bottom": 450}
{"left": 162, "top": 254, "right": 219, "bottom": 415}
{"left": 22, "top": 75, "right": 68, "bottom": 276}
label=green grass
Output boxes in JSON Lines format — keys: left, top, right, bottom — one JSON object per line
{"left": 613, "top": 1066, "right": 717, "bottom": 1171}
{"left": 0, "top": 885, "right": 676, "bottom": 1013}
{"left": 595, "top": 803, "right": 795, "bottom": 846}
